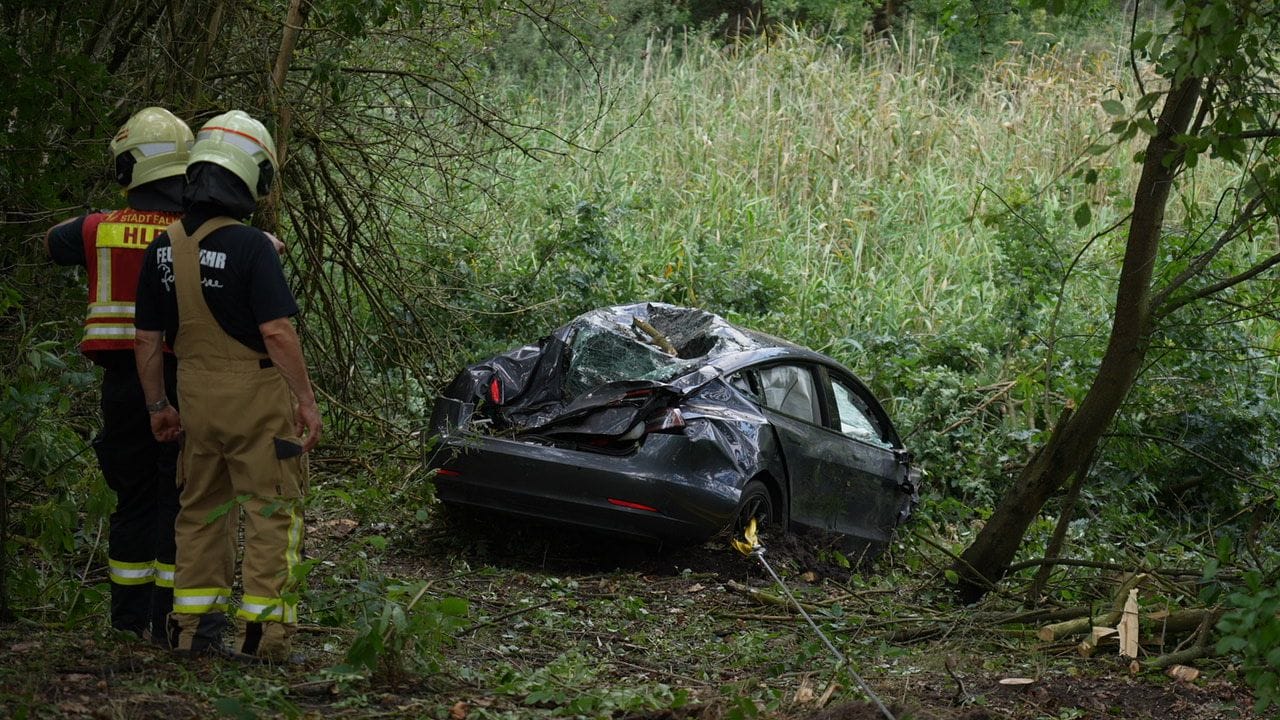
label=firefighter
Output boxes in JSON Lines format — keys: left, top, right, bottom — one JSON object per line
{"left": 134, "top": 110, "right": 322, "bottom": 661}
{"left": 44, "top": 107, "right": 192, "bottom": 644}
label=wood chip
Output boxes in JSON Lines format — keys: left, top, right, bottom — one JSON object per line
{"left": 793, "top": 676, "right": 815, "bottom": 704}
{"left": 816, "top": 680, "right": 841, "bottom": 708}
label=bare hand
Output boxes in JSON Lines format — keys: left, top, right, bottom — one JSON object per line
{"left": 296, "top": 402, "right": 322, "bottom": 452}
{"left": 150, "top": 406, "right": 183, "bottom": 443}
{"left": 265, "top": 232, "right": 285, "bottom": 255}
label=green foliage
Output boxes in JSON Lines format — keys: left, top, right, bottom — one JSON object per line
{"left": 338, "top": 582, "right": 469, "bottom": 681}
{"left": 491, "top": 650, "right": 690, "bottom": 715}
{"left": 905, "top": 0, "right": 1112, "bottom": 64}
{"left": 531, "top": 198, "right": 630, "bottom": 311}
{"left": 1216, "top": 572, "right": 1280, "bottom": 713}
{"left": 0, "top": 265, "right": 108, "bottom": 619}
{"left": 981, "top": 187, "right": 1069, "bottom": 343}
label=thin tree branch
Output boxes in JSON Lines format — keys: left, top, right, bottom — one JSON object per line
{"left": 1151, "top": 194, "right": 1266, "bottom": 313}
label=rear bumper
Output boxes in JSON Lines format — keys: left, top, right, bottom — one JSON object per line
{"left": 426, "top": 429, "right": 741, "bottom": 545}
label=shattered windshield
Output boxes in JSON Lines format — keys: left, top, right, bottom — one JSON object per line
{"left": 563, "top": 304, "right": 762, "bottom": 398}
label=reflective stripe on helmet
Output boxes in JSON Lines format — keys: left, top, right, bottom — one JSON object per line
{"left": 135, "top": 141, "right": 182, "bottom": 157}
{"left": 197, "top": 127, "right": 275, "bottom": 163}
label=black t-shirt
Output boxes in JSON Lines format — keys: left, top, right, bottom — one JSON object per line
{"left": 135, "top": 214, "right": 299, "bottom": 354}
{"left": 48, "top": 216, "right": 89, "bottom": 267}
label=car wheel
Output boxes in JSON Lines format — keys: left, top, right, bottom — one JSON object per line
{"left": 734, "top": 480, "right": 777, "bottom": 537}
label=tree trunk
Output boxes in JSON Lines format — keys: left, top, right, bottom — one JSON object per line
{"left": 259, "top": 0, "right": 307, "bottom": 233}
{"left": 953, "top": 75, "right": 1204, "bottom": 602}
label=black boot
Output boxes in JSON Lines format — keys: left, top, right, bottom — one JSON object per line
{"left": 149, "top": 586, "right": 174, "bottom": 648}
{"left": 240, "top": 621, "right": 264, "bottom": 656}
{"left": 109, "top": 581, "right": 150, "bottom": 639}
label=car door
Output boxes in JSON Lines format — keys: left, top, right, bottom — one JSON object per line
{"left": 818, "top": 368, "right": 912, "bottom": 548}
{"left": 749, "top": 363, "right": 847, "bottom": 533}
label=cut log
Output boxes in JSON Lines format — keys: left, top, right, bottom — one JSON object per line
{"left": 1118, "top": 588, "right": 1140, "bottom": 659}
{"left": 1144, "top": 608, "right": 1221, "bottom": 640}
{"left": 1041, "top": 613, "right": 1112, "bottom": 643}
{"left": 1037, "top": 572, "right": 1146, "bottom": 642}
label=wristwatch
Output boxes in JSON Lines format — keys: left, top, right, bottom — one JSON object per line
{"left": 146, "top": 397, "right": 170, "bottom": 413}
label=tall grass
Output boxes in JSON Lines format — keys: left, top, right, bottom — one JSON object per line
{"left": 464, "top": 27, "right": 1140, "bottom": 367}
{"left": 435, "top": 22, "right": 1259, "bottom": 467}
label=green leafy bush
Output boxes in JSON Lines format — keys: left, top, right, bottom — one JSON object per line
{"left": 1216, "top": 572, "right": 1280, "bottom": 713}
{"left": 339, "top": 582, "right": 469, "bottom": 681}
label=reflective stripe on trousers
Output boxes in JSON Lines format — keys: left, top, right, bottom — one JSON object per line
{"left": 172, "top": 587, "right": 232, "bottom": 614}
{"left": 109, "top": 559, "right": 154, "bottom": 586}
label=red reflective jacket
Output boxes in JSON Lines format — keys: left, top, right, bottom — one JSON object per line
{"left": 79, "top": 208, "right": 179, "bottom": 361}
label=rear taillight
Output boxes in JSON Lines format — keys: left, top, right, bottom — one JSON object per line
{"left": 608, "top": 498, "right": 660, "bottom": 512}
{"left": 489, "top": 377, "right": 502, "bottom": 404}
{"left": 644, "top": 408, "right": 685, "bottom": 434}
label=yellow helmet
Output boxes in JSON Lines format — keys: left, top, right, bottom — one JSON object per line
{"left": 188, "top": 110, "right": 278, "bottom": 200}
{"left": 108, "top": 107, "right": 194, "bottom": 189}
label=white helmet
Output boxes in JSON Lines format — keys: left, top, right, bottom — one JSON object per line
{"left": 188, "top": 110, "right": 278, "bottom": 199}
{"left": 108, "top": 107, "right": 194, "bottom": 189}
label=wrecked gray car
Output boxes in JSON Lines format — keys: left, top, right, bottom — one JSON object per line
{"left": 426, "top": 302, "right": 920, "bottom": 553}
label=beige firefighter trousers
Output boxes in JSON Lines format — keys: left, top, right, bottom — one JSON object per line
{"left": 168, "top": 218, "right": 307, "bottom": 654}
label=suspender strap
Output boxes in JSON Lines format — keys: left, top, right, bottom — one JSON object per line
{"left": 168, "top": 217, "right": 266, "bottom": 365}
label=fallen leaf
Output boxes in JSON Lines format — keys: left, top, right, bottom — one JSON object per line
{"left": 1128, "top": 659, "right": 1141, "bottom": 675}
{"left": 449, "top": 701, "right": 469, "bottom": 719}
{"left": 11, "top": 641, "right": 41, "bottom": 653}
{"left": 62, "top": 674, "right": 96, "bottom": 683}
{"left": 315, "top": 518, "right": 359, "bottom": 536}
{"left": 687, "top": 583, "right": 705, "bottom": 593}
{"left": 998, "top": 677, "right": 1036, "bottom": 687}
{"left": 801, "top": 571, "right": 818, "bottom": 582}
{"left": 1167, "top": 665, "right": 1200, "bottom": 683}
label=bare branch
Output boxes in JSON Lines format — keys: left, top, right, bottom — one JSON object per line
{"left": 1151, "top": 194, "right": 1266, "bottom": 313}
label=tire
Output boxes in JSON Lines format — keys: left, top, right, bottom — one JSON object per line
{"left": 733, "top": 480, "right": 778, "bottom": 537}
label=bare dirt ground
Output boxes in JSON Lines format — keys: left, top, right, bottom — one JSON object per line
{"left": 1, "top": 512, "right": 1262, "bottom": 719}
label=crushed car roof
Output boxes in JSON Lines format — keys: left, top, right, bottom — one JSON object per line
{"left": 443, "top": 302, "right": 820, "bottom": 433}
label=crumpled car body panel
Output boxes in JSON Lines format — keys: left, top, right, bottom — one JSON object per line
{"left": 427, "top": 302, "right": 919, "bottom": 550}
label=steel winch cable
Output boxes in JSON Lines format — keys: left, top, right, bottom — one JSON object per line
{"left": 733, "top": 520, "right": 896, "bottom": 720}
